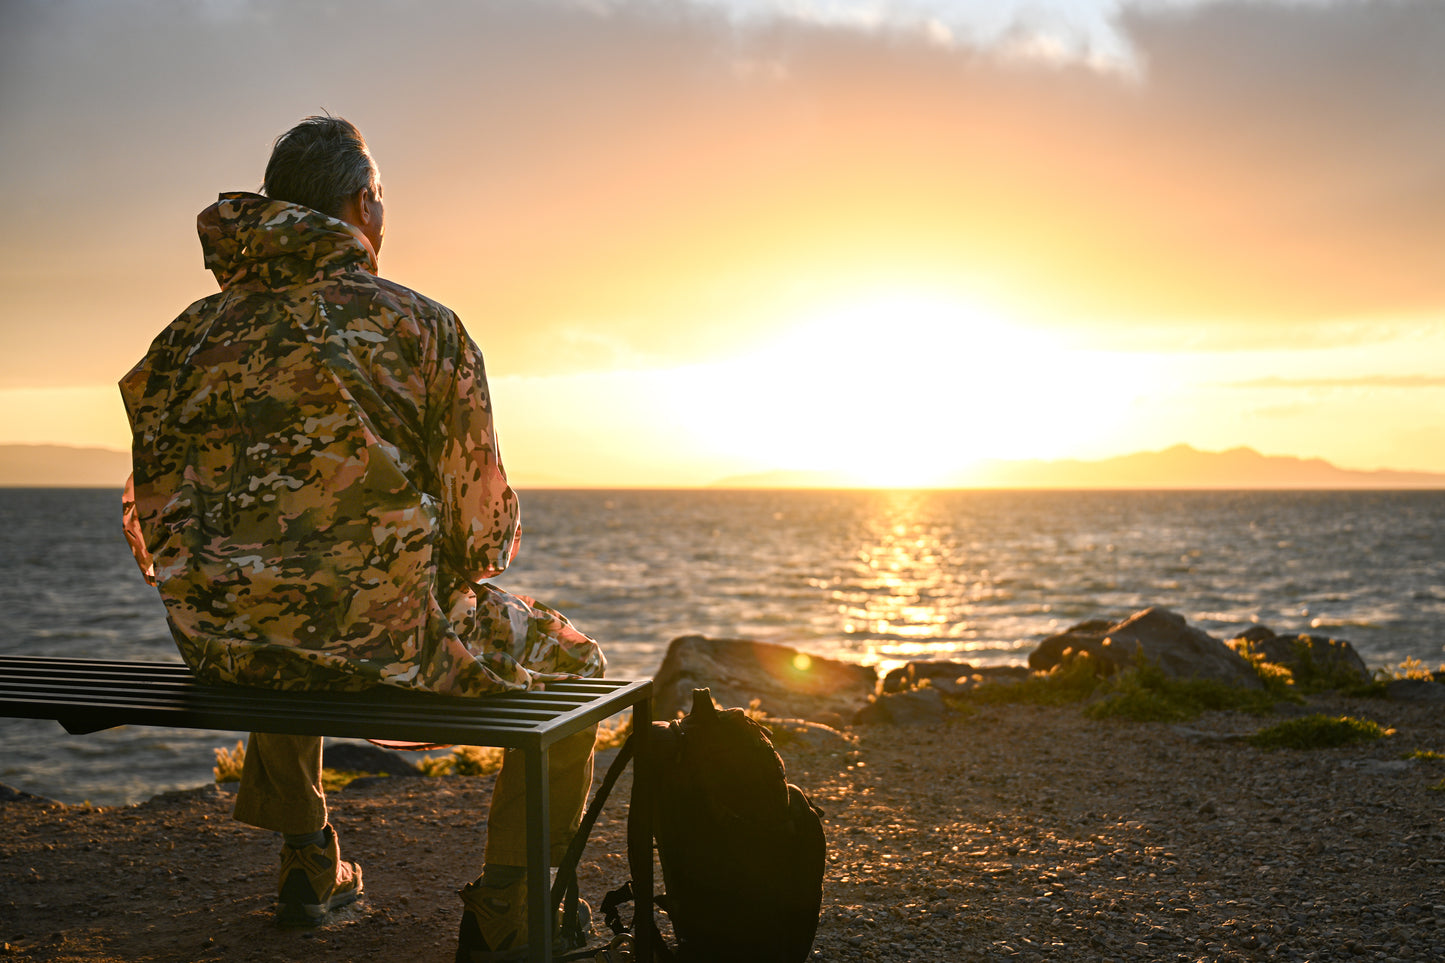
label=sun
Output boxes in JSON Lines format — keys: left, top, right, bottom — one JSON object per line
{"left": 661, "top": 289, "right": 1150, "bottom": 487}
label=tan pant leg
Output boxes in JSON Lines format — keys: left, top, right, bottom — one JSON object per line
{"left": 232, "top": 732, "right": 328, "bottom": 836}
{"left": 483, "top": 725, "right": 597, "bottom": 867}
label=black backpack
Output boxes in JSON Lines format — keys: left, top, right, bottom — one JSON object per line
{"left": 553, "top": 687, "right": 826, "bottom": 962}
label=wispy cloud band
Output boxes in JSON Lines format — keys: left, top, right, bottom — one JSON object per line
{"left": 1226, "top": 375, "right": 1445, "bottom": 390}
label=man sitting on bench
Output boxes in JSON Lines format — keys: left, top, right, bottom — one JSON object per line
{"left": 119, "top": 115, "right": 605, "bottom": 961}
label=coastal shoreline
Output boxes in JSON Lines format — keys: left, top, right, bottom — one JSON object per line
{"left": 4, "top": 691, "right": 1443, "bottom": 962}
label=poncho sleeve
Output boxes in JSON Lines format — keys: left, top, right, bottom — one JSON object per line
{"left": 431, "top": 315, "right": 521, "bottom": 583}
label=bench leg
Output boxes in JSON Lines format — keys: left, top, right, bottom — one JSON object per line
{"left": 630, "top": 698, "right": 653, "bottom": 963}
{"left": 525, "top": 746, "right": 552, "bottom": 963}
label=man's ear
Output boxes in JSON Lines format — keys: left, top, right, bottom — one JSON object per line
{"left": 353, "top": 189, "right": 376, "bottom": 227}
{"left": 337, "top": 189, "right": 368, "bottom": 229}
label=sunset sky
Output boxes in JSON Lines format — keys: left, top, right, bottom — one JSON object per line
{"left": 2, "top": 0, "right": 1442, "bottom": 488}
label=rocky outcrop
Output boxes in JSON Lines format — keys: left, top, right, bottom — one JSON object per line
{"left": 855, "top": 662, "right": 1034, "bottom": 725}
{"left": 945, "top": 666, "right": 1033, "bottom": 695}
{"left": 0, "top": 782, "right": 57, "bottom": 805}
{"left": 1029, "top": 607, "right": 1263, "bottom": 689}
{"left": 881, "top": 660, "right": 973, "bottom": 694}
{"left": 654, "top": 606, "right": 1394, "bottom": 731}
{"left": 323, "top": 742, "right": 422, "bottom": 776}
{"left": 652, "top": 635, "right": 876, "bottom": 723}
{"left": 880, "top": 661, "right": 1031, "bottom": 698}
{"left": 1225, "top": 625, "right": 1371, "bottom": 685}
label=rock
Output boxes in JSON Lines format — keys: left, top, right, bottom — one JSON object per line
{"left": 1030, "top": 607, "right": 1263, "bottom": 689}
{"left": 853, "top": 687, "right": 949, "bottom": 726}
{"left": 1343, "top": 759, "right": 1414, "bottom": 774}
{"left": 146, "top": 784, "right": 231, "bottom": 805}
{"left": 1101, "top": 608, "right": 1264, "bottom": 688}
{"left": 1386, "top": 679, "right": 1445, "bottom": 702}
{"left": 1170, "top": 725, "right": 1243, "bottom": 745}
{"left": 1233, "top": 625, "right": 1276, "bottom": 645}
{"left": 955, "top": 666, "right": 1033, "bottom": 692}
{"left": 881, "top": 660, "right": 975, "bottom": 694}
{"left": 322, "top": 742, "right": 422, "bottom": 776}
{"left": 927, "top": 676, "right": 972, "bottom": 697}
{"left": 652, "top": 635, "right": 876, "bottom": 723}
{"left": 1027, "top": 619, "right": 1117, "bottom": 673}
{"left": 1226, "top": 626, "right": 1371, "bottom": 685}
{"left": 0, "top": 782, "right": 58, "bottom": 805}
{"left": 882, "top": 661, "right": 1032, "bottom": 697}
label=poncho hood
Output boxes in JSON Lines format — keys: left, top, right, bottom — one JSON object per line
{"left": 198, "top": 191, "right": 378, "bottom": 290}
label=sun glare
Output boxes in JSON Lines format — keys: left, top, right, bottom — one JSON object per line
{"left": 664, "top": 290, "right": 1148, "bottom": 487}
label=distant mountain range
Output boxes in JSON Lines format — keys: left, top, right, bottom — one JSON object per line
{"left": 0, "top": 445, "right": 601, "bottom": 490}
{"left": 0, "top": 445, "right": 131, "bottom": 488}
{"left": 711, "top": 444, "right": 1445, "bottom": 490}
{"left": 4, "top": 442, "right": 1444, "bottom": 490}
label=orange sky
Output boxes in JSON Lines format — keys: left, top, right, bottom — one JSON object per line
{"left": 1, "top": 0, "right": 1442, "bottom": 487}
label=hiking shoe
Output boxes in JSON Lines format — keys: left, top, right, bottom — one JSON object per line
{"left": 455, "top": 878, "right": 592, "bottom": 963}
{"left": 276, "top": 825, "right": 363, "bottom": 927}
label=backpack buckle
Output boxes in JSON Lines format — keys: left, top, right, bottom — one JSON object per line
{"left": 594, "top": 933, "right": 635, "bottom": 962}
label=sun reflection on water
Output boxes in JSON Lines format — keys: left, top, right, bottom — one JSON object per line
{"left": 831, "top": 490, "right": 999, "bottom": 669}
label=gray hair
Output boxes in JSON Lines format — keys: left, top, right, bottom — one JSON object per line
{"left": 262, "top": 115, "right": 378, "bottom": 218}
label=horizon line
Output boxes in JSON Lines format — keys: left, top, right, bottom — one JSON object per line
{"left": 6, "top": 483, "right": 1444, "bottom": 493}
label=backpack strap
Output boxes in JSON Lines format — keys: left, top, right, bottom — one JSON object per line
{"left": 554, "top": 731, "right": 679, "bottom": 962}
{"left": 552, "top": 731, "right": 638, "bottom": 948}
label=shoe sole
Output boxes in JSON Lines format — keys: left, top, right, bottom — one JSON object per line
{"left": 276, "top": 884, "right": 363, "bottom": 928}
{"left": 456, "top": 901, "right": 593, "bottom": 962}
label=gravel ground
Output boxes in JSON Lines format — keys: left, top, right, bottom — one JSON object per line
{"left": 3, "top": 691, "right": 1443, "bottom": 962}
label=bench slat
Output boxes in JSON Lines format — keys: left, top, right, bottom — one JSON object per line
{"left": 0, "top": 657, "right": 648, "bottom": 748}
{"left": 1, "top": 676, "right": 603, "bottom": 721}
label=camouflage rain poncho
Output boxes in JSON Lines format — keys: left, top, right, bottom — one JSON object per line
{"left": 120, "top": 192, "right": 603, "bottom": 696}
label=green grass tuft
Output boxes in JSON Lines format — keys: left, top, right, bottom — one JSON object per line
{"left": 946, "top": 651, "right": 1287, "bottom": 722}
{"left": 1246, "top": 714, "right": 1393, "bottom": 751}
{"left": 412, "top": 744, "right": 506, "bottom": 778}
{"left": 1086, "top": 659, "right": 1280, "bottom": 722}
{"left": 1403, "top": 749, "right": 1445, "bottom": 762}
{"left": 1086, "top": 683, "right": 1190, "bottom": 722}
{"left": 1336, "top": 656, "right": 1445, "bottom": 699}
{"left": 450, "top": 745, "right": 505, "bottom": 776}
{"left": 596, "top": 712, "right": 633, "bottom": 750}
{"left": 1386, "top": 657, "right": 1440, "bottom": 681}
{"left": 414, "top": 753, "right": 457, "bottom": 777}
{"left": 1231, "top": 636, "right": 1372, "bottom": 696}
{"left": 952, "top": 655, "right": 1103, "bottom": 708}
{"left": 1248, "top": 658, "right": 1297, "bottom": 698}
{"left": 213, "top": 739, "right": 247, "bottom": 784}
{"left": 321, "top": 769, "right": 379, "bottom": 792}
{"left": 1286, "top": 638, "right": 1372, "bottom": 693}
{"left": 412, "top": 720, "right": 629, "bottom": 781}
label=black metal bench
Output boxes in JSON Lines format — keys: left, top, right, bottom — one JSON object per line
{"left": 0, "top": 655, "right": 653, "bottom": 963}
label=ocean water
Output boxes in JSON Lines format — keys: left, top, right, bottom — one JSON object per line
{"left": 2, "top": 487, "right": 1442, "bottom": 805}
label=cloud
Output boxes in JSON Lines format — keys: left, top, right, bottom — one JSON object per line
{"left": 695, "top": 0, "right": 1142, "bottom": 72}
{"left": 2, "top": 0, "right": 1444, "bottom": 386}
